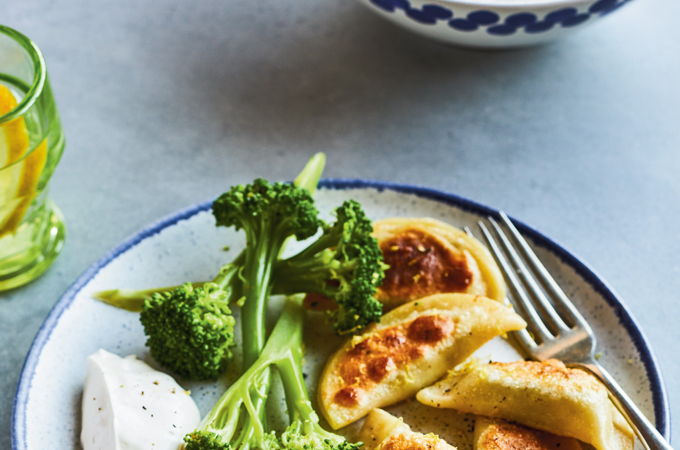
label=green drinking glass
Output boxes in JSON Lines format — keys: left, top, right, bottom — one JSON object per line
{"left": 0, "top": 25, "right": 65, "bottom": 291}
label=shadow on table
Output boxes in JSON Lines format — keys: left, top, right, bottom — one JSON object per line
{"left": 167, "top": 2, "right": 556, "bottom": 158}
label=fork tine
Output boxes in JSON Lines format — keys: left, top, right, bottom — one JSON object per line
{"left": 488, "top": 217, "right": 570, "bottom": 334}
{"left": 498, "top": 212, "right": 591, "bottom": 331}
{"left": 504, "top": 292, "right": 539, "bottom": 352}
{"left": 477, "top": 221, "right": 552, "bottom": 343}
{"left": 471, "top": 224, "right": 538, "bottom": 353}
{"left": 512, "top": 326, "right": 539, "bottom": 354}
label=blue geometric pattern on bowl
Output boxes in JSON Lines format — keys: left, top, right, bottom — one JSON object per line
{"left": 369, "top": 0, "right": 630, "bottom": 35}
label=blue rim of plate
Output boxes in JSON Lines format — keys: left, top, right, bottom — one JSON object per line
{"left": 11, "top": 179, "right": 670, "bottom": 449}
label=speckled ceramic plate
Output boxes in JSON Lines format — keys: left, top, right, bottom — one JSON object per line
{"left": 12, "top": 180, "right": 670, "bottom": 449}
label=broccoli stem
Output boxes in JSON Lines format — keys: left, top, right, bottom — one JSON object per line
{"left": 232, "top": 232, "right": 278, "bottom": 448}
{"left": 186, "top": 294, "right": 359, "bottom": 449}
{"left": 92, "top": 258, "right": 326, "bottom": 313}
{"left": 194, "top": 295, "right": 304, "bottom": 445}
{"left": 268, "top": 295, "right": 354, "bottom": 445}
{"left": 93, "top": 253, "right": 244, "bottom": 312}
{"left": 277, "top": 337, "right": 316, "bottom": 424}
{"left": 272, "top": 250, "right": 346, "bottom": 295}
{"left": 240, "top": 231, "right": 278, "bottom": 366}
{"left": 93, "top": 285, "right": 197, "bottom": 312}
{"left": 293, "top": 152, "right": 325, "bottom": 196}
{"left": 235, "top": 154, "right": 327, "bottom": 445}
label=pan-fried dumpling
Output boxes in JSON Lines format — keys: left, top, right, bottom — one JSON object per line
{"left": 373, "top": 218, "right": 506, "bottom": 309}
{"left": 318, "top": 293, "right": 526, "bottom": 429}
{"left": 359, "top": 408, "right": 457, "bottom": 450}
{"left": 474, "top": 417, "right": 584, "bottom": 450}
{"left": 417, "top": 359, "right": 634, "bottom": 450}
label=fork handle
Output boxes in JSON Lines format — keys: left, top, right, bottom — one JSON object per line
{"left": 572, "top": 361, "right": 672, "bottom": 450}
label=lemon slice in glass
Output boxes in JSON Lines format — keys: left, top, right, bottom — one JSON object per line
{"left": 0, "top": 84, "right": 47, "bottom": 238}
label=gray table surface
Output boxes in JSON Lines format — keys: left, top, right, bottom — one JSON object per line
{"left": 2, "top": 0, "right": 679, "bottom": 447}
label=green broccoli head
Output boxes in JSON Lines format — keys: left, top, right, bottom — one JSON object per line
{"left": 183, "top": 430, "right": 232, "bottom": 450}
{"left": 140, "top": 283, "right": 236, "bottom": 380}
{"left": 326, "top": 200, "right": 385, "bottom": 334}
{"left": 212, "top": 178, "right": 321, "bottom": 242}
{"left": 278, "top": 421, "right": 363, "bottom": 450}
{"left": 274, "top": 200, "right": 386, "bottom": 335}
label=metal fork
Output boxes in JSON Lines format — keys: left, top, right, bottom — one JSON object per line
{"left": 466, "top": 212, "right": 671, "bottom": 450}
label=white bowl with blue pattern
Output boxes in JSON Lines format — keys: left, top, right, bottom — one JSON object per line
{"left": 357, "top": 0, "right": 630, "bottom": 47}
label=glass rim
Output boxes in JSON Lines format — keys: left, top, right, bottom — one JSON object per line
{"left": 0, "top": 25, "right": 46, "bottom": 124}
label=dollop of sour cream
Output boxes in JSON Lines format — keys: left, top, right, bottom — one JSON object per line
{"left": 81, "top": 349, "right": 200, "bottom": 450}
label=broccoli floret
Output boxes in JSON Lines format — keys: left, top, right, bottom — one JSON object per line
{"left": 95, "top": 253, "right": 243, "bottom": 380}
{"left": 212, "top": 178, "right": 321, "bottom": 367}
{"left": 184, "top": 296, "right": 361, "bottom": 450}
{"left": 213, "top": 178, "right": 320, "bottom": 241}
{"left": 278, "top": 419, "right": 362, "bottom": 450}
{"left": 139, "top": 283, "right": 236, "bottom": 380}
{"left": 273, "top": 200, "right": 385, "bottom": 334}
{"left": 184, "top": 430, "right": 232, "bottom": 450}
